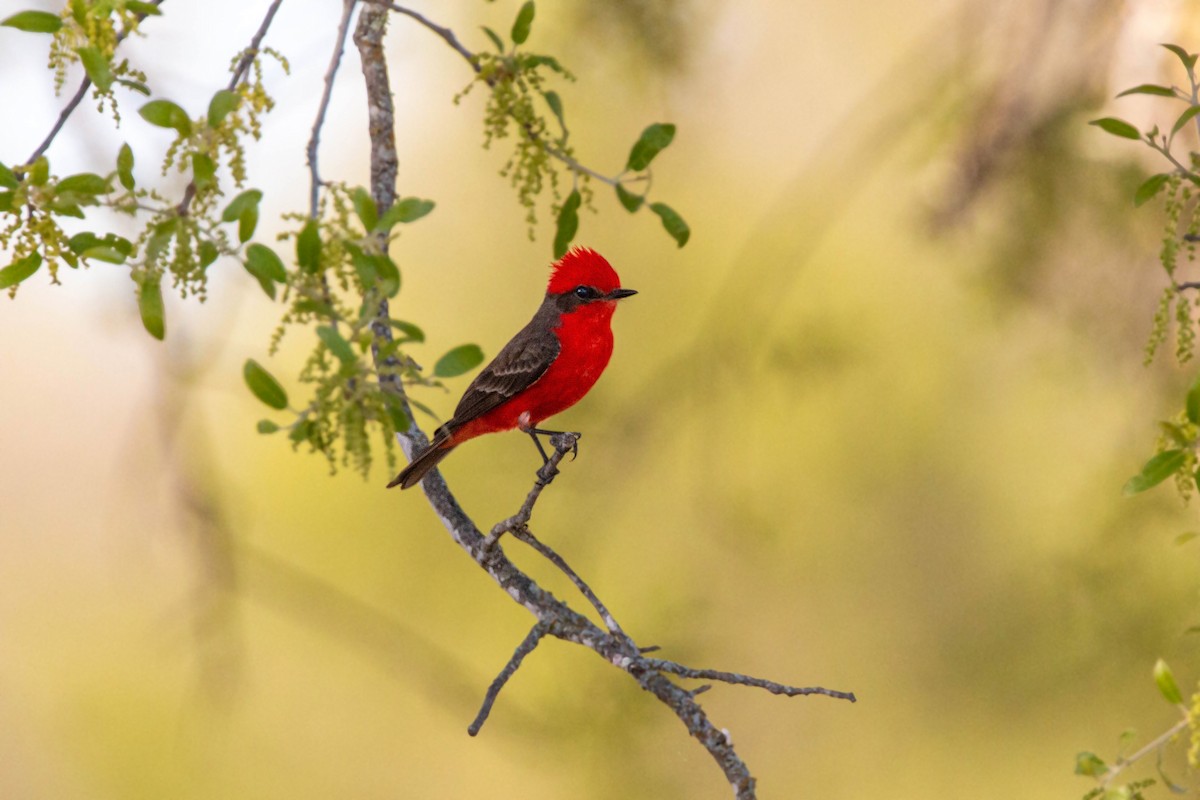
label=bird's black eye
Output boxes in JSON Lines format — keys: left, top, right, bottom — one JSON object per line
{"left": 574, "top": 285, "right": 598, "bottom": 300}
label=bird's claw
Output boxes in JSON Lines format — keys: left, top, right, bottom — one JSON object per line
{"left": 549, "top": 431, "right": 581, "bottom": 461}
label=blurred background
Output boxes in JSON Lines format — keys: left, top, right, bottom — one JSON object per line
{"left": 3, "top": 0, "right": 1200, "bottom": 797}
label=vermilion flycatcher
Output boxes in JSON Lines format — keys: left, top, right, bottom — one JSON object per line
{"left": 387, "top": 247, "right": 636, "bottom": 489}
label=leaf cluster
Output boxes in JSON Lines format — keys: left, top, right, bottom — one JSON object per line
{"left": 1, "top": 0, "right": 687, "bottom": 480}
{"left": 457, "top": 1, "right": 689, "bottom": 257}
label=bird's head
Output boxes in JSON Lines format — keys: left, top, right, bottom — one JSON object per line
{"left": 546, "top": 247, "right": 637, "bottom": 307}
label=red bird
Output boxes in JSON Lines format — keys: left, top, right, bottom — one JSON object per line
{"left": 388, "top": 247, "right": 637, "bottom": 489}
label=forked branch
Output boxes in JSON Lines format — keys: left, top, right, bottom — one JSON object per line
{"left": 353, "top": 6, "right": 854, "bottom": 798}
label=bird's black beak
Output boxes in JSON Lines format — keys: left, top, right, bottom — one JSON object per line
{"left": 607, "top": 288, "right": 637, "bottom": 300}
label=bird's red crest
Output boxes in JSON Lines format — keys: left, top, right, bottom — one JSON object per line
{"left": 546, "top": 247, "right": 622, "bottom": 295}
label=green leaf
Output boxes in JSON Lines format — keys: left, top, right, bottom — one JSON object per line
{"left": 1163, "top": 43, "right": 1199, "bottom": 71}
{"left": 389, "top": 319, "right": 424, "bottom": 342}
{"left": 115, "top": 77, "right": 150, "bottom": 96}
{"left": 510, "top": 1, "right": 534, "bottom": 45}
{"left": 125, "top": 0, "right": 162, "bottom": 16}
{"left": 191, "top": 153, "right": 215, "bottom": 190}
{"left": 384, "top": 396, "right": 412, "bottom": 433}
{"left": 553, "top": 189, "right": 581, "bottom": 259}
{"left": 0, "top": 161, "right": 16, "bottom": 190}
{"left": 1172, "top": 105, "right": 1200, "bottom": 136}
{"left": 256, "top": 419, "right": 280, "bottom": 434}
{"left": 117, "top": 143, "right": 134, "bottom": 190}
{"left": 1, "top": 11, "right": 62, "bottom": 33}
{"left": 243, "top": 359, "right": 288, "bottom": 410}
{"left": 543, "top": 90, "right": 565, "bottom": 133}
{"left": 1116, "top": 83, "right": 1178, "bottom": 98}
{"left": 297, "top": 218, "right": 321, "bottom": 273}
{"left": 1134, "top": 173, "right": 1170, "bottom": 207}
{"left": 243, "top": 244, "right": 284, "bottom": 296}
{"left": 615, "top": 182, "right": 644, "bottom": 212}
{"left": 374, "top": 254, "right": 401, "bottom": 297}
{"left": 76, "top": 46, "right": 113, "bottom": 92}
{"left": 206, "top": 89, "right": 239, "bottom": 127}
{"left": 1187, "top": 374, "right": 1200, "bottom": 424}
{"left": 1074, "top": 751, "right": 1108, "bottom": 778}
{"left": 69, "top": 232, "right": 131, "bottom": 257}
{"left": 238, "top": 205, "right": 258, "bottom": 243}
{"left": 435, "top": 344, "right": 484, "bottom": 377}
{"left": 137, "top": 276, "right": 165, "bottom": 340}
{"left": 352, "top": 187, "right": 378, "bottom": 231}
{"left": 1088, "top": 117, "right": 1141, "bottom": 140}
{"left": 1153, "top": 658, "right": 1184, "bottom": 705}
{"left": 245, "top": 243, "right": 286, "bottom": 282}
{"left": 69, "top": 0, "right": 84, "bottom": 26}
{"left": 317, "top": 325, "right": 356, "bottom": 363}
{"left": 221, "top": 189, "right": 262, "bottom": 223}
{"left": 29, "top": 156, "right": 48, "bottom": 186}
{"left": 481, "top": 26, "right": 505, "bottom": 53}
{"left": 1123, "top": 449, "right": 1187, "bottom": 495}
{"left": 626, "top": 123, "right": 676, "bottom": 171}
{"left": 649, "top": 201, "right": 690, "bottom": 247}
{"left": 198, "top": 240, "right": 219, "bottom": 268}
{"left": 56, "top": 172, "right": 110, "bottom": 195}
{"left": 0, "top": 252, "right": 42, "bottom": 289}
{"left": 79, "top": 246, "right": 127, "bottom": 264}
{"left": 519, "top": 53, "right": 564, "bottom": 72}
{"left": 139, "top": 99, "right": 192, "bottom": 136}
{"left": 375, "top": 197, "right": 435, "bottom": 231}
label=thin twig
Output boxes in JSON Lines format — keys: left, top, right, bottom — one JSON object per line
{"left": 24, "top": 0, "right": 168, "bottom": 166}
{"left": 512, "top": 525, "right": 630, "bottom": 643}
{"left": 383, "top": 2, "right": 476, "bottom": 65}
{"left": 644, "top": 659, "right": 858, "bottom": 702}
{"left": 1100, "top": 715, "right": 1190, "bottom": 790}
{"left": 225, "top": 0, "right": 286, "bottom": 92}
{"left": 307, "top": 0, "right": 358, "bottom": 217}
{"left": 371, "top": 0, "right": 620, "bottom": 187}
{"left": 468, "top": 621, "right": 549, "bottom": 736}
{"left": 485, "top": 432, "right": 578, "bottom": 546}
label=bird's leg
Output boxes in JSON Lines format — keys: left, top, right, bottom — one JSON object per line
{"left": 525, "top": 428, "right": 551, "bottom": 465}
{"left": 519, "top": 416, "right": 581, "bottom": 482}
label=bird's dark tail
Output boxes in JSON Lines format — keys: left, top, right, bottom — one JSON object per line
{"left": 387, "top": 433, "right": 457, "bottom": 489}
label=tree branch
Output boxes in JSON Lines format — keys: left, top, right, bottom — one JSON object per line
{"left": 467, "top": 621, "right": 549, "bottom": 736}
{"left": 226, "top": 0, "right": 285, "bottom": 92}
{"left": 352, "top": 7, "right": 853, "bottom": 798}
{"left": 307, "top": 0, "right": 359, "bottom": 218}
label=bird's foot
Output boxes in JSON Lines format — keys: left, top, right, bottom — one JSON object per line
{"left": 549, "top": 431, "right": 581, "bottom": 461}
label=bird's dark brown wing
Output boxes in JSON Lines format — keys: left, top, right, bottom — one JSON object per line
{"left": 447, "top": 302, "right": 561, "bottom": 427}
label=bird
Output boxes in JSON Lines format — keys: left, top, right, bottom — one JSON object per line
{"left": 388, "top": 247, "right": 637, "bottom": 490}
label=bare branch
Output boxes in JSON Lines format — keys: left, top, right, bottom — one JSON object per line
{"left": 644, "top": 659, "right": 858, "bottom": 702}
{"left": 512, "top": 524, "right": 630, "bottom": 643}
{"left": 485, "top": 432, "right": 579, "bottom": 546}
{"left": 225, "top": 0, "right": 286, "bottom": 92}
{"left": 382, "top": 2, "right": 477, "bottom": 66}
{"left": 468, "top": 621, "right": 549, "bottom": 736}
{"left": 307, "top": 0, "right": 359, "bottom": 217}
